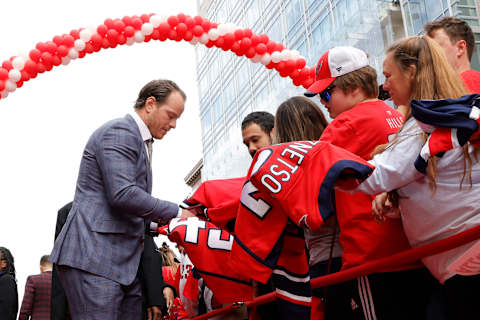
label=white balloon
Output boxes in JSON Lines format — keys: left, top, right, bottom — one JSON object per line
{"left": 190, "top": 37, "right": 199, "bottom": 45}
{"left": 141, "top": 23, "right": 154, "bottom": 36}
{"left": 8, "top": 69, "right": 21, "bottom": 82}
{"left": 61, "top": 57, "right": 71, "bottom": 66}
{"left": 68, "top": 48, "right": 79, "bottom": 59}
{"left": 250, "top": 54, "right": 261, "bottom": 63}
{"left": 199, "top": 34, "right": 209, "bottom": 44}
{"left": 5, "top": 80, "right": 17, "bottom": 92}
{"left": 12, "top": 57, "right": 25, "bottom": 70}
{"left": 150, "top": 14, "right": 167, "bottom": 28}
{"left": 271, "top": 51, "right": 281, "bottom": 63}
{"left": 79, "top": 29, "right": 93, "bottom": 42}
{"left": 208, "top": 28, "right": 219, "bottom": 41}
{"left": 280, "top": 49, "right": 291, "bottom": 61}
{"left": 1, "top": 91, "right": 8, "bottom": 99}
{"left": 126, "top": 37, "right": 135, "bottom": 46}
{"left": 260, "top": 53, "right": 271, "bottom": 65}
{"left": 74, "top": 39, "right": 86, "bottom": 51}
{"left": 134, "top": 31, "right": 145, "bottom": 43}
{"left": 291, "top": 50, "right": 300, "bottom": 59}
{"left": 217, "top": 24, "right": 227, "bottom": 36}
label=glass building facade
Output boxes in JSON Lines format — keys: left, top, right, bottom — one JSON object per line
{"left": 195, "top": 0, "right": 480, "bottom": 180}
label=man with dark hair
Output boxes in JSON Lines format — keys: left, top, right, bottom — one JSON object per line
{"left": 19, "top": 255, "right": 53, "bottom": 320}
{"left": 241, "top": 111, "right": 275, "bottom": 157}
{"left": 50, "top": 79, "right": 194, "bottom": 320}
{"left": 425, "top": 16, "right": 480, "bottom": 92}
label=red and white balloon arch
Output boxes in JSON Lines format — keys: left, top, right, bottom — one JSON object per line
{"left": 0, "top": 13, "right": 317, "bottom": 100}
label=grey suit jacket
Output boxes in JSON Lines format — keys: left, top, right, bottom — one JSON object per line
{"left": 50, "top": 114, "right": 178, "bottom": 285}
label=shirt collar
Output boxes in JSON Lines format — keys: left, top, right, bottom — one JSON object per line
{"left": 130, "top": 111, "right": 152, "bottom": 142}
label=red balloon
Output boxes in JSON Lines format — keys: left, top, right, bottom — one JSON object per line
{"left": 29, "top": 49, "right": 42, "bottom": 62}
{"left": 296, "top": 58, "right": 306, "bottom": 69}
{"left": 234, "top": 29, "right": 244, "bottom": 41}
{"left": 113, "top": 20, "right": 126, "bottom": 33}
{"left": 144, "top": 35, "right": 152, "bottom": 43}
{"left": 106, "top": 29, "right": 119, "bottom": 42}
{"left": 41, "top": 52, "right": 53, "bottom": 65}
{"left": 223, "top": 33, "right": 235, "bottom": 48}
{"left": 176, "top": 23, "right": 188, "bottom": 35}
{"left": 53, "top": 35, "right": 63, "bottom": 46}
{"left": 276, "top": 61, "right": 286, "bottom": 72}
{"left": 259, "top": 34, "right": 269, "bottom": 44}
{"left": 304, "top": 77, "right": 314, "bottom": 87}
{"left": 205, "top": 40, "right": 214, "bottom": 48}
{"left": 62, "top": 35, "right": 75, "bottom": 47}
{"left": 214, "top": 37, "right": 225, "bottom": 48}
{"left": 132, "top": 17, "right": 143, "bottom": 30}
{"left": 101, "top": 38, "right": 110, "bottom": 49}
{"left": 158, "top": 23, "right": 170, "bottom": 36}
{"left": 177, "top": 13, "right": 187, "bottom": 23}
{"left": 285, "top": 59, "right": 296, "bottom": 73}
{"left": 193, "top": 16, "right": 204, "bottom": 25}
{"left": 35, "top": 42, "right": 46, "bottom": 52}
{"left": 159, "top": 34, "right": 168, "bottom": 42}
{"left": 151, "top": 29, "right": 161, "bottom": 40}
{"left": 0, "top": 80, "right": 5, "bottom": 91}
{"left": 243, "top": 28, "right": 253, "bottom": 38}
{"left": 24, "top": 60, "right": 37, "bottom": 74}
{"left": 119, "top": 25, "right": 132, "bottom": 38}
{"left": 122, "top": 16, "right": 133, "bottom": 26}
{"left": 185, "top": 17, "right": 195, "bottom": 29}
{"left": 95, "top": 25, "right": 107, "bottom": 37}
{"left": 0, "top": 68, "right": 8, "bottom": 80}
{"left": 255, "top": 43, "right": 267, "bottom": 55}
{"left": 78, "top": 51, "right": 87, "bottom": 58}
{"left": 250, "top": 34, "right": 260, "bottom": 46}
{"left": 168, "top": 30, "right": 178, "bottom": 40}
{"left": 92, "top": 43, "right": 101, "bottom": 52}
{"left": 201, "top": 20, "right": 211, "bottom": 32}
{"left": 240, "top": 37, "right": 252, "bottom": 51}
{"left": 299, "top": 67, "right": 310, "bottom": 80}
{"left": 117, "top": 35, "right": 127, "bottom": 45}
{"left": 57, "top": 45, "right": 69, "bottom": 57}
{"left": 276, "top": 43, "right": 285, "bottom": 52}
{"left": 104, "top": 18, "right": 114, "bottom": 29}
{"left": 266, "top": 62, "right": 275, "bottom": 69}
{"left": 183, "top": 30, "right": 194, "bottom": 41}
{"left": 16, "top": 80, "right": 23, "bottom": 88}
{"left": 36, "top": 63, "right": 46, "bottom": 74}
{"left": 290, "top": 69, "right": 300, "bottom": 80}
{"left": 167, "top": 16, "right": 179, "bottom": 28}
{"left": 192, "top": 25, "right": 204, "bottom": 37}
{"left": 140, "top": 14, "right": 150, "bottom": 23}
{"left": 45, "top": 41, "right": 58, "bottom": 54}
{"left": 2, "top": 61, "right": 12, "bottom": 71}
{"left": 266, "top": 40, "right": 276, "bottom": 53}
{"left": 108, "top": 41, "right": 117, "bottom": 49}
{"left": 70, "top": 29, "right": 80, "bottom": 39}
{"left": 52, "top": 55, "right": 62, "bottom": 66}
{"left": 174, "top": 33, "right": 183, "bottom": 42}
{"left": 44, "top": 63, "right": 53, "bottom": 71}
{"left": 90, "top": 34, "right": 102, "bottom": 46}
{"left": 293, "top": 78, "right": 302, "bottom": 87}
{"left": 231, "top": 42, "right": 243, "bottom": 55}
{"left": 246, "top": 47, "right": 256, "bottom": 58}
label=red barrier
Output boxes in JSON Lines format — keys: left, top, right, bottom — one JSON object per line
{"left": 191, "top": 224, "right": 480, "bottom": 320}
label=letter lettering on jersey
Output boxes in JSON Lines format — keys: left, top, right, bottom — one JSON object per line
{"left": 207, "top": 229, "right": 234, "bottom": 251}
{"left": 261, "top": 174, "right": 282, "bottom": 194}
{"left": 169, "top": 217, "right": 207, "bottom": 244}
{"left": 270, "top": 164, "right": 291, "bottom": 182}
{"left": 241, "top": 181, "right": 273, "bottom": 219}
{"left": 286, "top": 141, "right": 318, "bottom": 157}
{"left": 277, "top": 157, "right": 299, "bottom": 174}
{"left": 280, "top": 149, "right": 304, "bottom": 169}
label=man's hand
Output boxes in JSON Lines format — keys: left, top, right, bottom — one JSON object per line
{"left": 147, "top": 306, "right": 162, "bottom": 320}
{"left": 163, "top": 287, "right": 175, "bottom": 312}
{"left": 181, "top": 208, "right": 196, "bottom": 218}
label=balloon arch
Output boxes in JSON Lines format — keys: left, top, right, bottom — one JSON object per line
{"left": 0, "top": 13, "right": 316, "bottom": 100}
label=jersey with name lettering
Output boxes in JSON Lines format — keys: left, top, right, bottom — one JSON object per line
{"left": 160, "top": 217, "right": 253, "bottom": 304}
{"left": 230, "top": 141, "right": 374, "bottom": 283}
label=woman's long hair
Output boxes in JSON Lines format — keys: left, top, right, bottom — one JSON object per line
{"left": 274, "top": 96, "right": 328, "bottom": 143}
{"left": 374, "top": 36, "right": 472, "bottom": 191}
{"left": 0, "top": 247, "right": 16, "bottom": 280}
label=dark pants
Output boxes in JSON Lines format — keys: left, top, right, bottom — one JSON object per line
{"left": 57, "top": 265, "right": 142, "bottom": 320}
{"left": 444, "top": 274, "right": 480, "bottom": 320}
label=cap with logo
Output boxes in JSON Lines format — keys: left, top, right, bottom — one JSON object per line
{"left": 304, "top": 46, "right": 369, "bottom": 97}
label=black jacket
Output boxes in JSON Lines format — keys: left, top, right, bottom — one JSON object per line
{"left": 0, "top": 272, "right": 18, "bottom": 320}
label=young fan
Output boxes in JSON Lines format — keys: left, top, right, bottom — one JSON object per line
{"left": 305, "top": 46, "right": 434, "bottom": 320}
{"left": 356, "top": 35, "right": 480, "bottom": 320}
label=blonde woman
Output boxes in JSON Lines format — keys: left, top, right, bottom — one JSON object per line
{"left": 355, "top": 36, "right": 480, "bottom": 320}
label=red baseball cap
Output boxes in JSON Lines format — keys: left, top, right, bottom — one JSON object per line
{"left": 305, "top": 46, "right": 369, "bottom": 97}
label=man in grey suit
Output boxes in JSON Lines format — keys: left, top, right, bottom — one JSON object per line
{"left": 50, "top": 79, "right": 194, "bottom": 320}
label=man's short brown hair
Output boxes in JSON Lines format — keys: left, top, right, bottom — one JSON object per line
{"left": 333, "top": 66, "right": 378, "bottom": 99}
{"left": 424, "top": 16, "right": 475, "bottom": 61}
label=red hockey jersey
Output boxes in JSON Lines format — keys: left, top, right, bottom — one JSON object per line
{"left": 160, "top": 218, "right": 254, "bottom": 304}
{"left": 230, "top": 141, "right": 375, "bottom": 283}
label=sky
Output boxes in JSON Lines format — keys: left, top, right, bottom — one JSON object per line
{"left": 0, "top": 0, "right": 203, "bottom": 301}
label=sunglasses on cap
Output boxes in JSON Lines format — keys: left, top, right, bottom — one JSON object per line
{"left": 319, "top": 85, "right": 335, "bottom": 102}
